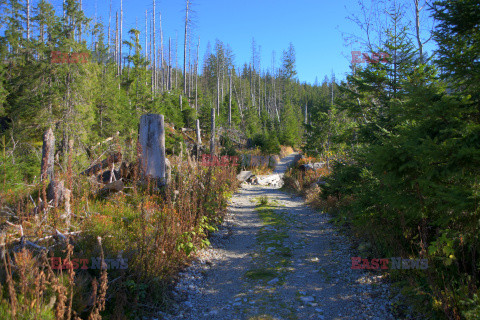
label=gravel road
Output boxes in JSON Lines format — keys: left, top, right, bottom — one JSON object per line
{"left": 160, "top": 153, "right": 395, "bottom": 320}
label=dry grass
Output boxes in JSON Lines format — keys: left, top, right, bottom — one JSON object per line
{"left": 279, "top": 146, "right": 294, "bottom": 158}
{"left": 0, "top": 139, "right": 239, "bottom": 319}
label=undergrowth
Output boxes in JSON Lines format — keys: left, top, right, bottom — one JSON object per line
{"left": 0, "top": 139, "right": 238, "bottom": 319}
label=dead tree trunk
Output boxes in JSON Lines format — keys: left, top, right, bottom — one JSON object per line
{"left": 210, "top": 108, "right": 215, "bottom": 156}
{"left": 304, "top": 103, "right": 308, "bottom": 125}
{"left": 139, "top": 114, "right": 166, "bottom": 186}
{"left": 195, "top": 37, "right": 200, "bottom": 110}
{"left": 120, "top": 0, "right": 123, "bottom": 76}
{"left": 168, "top": 37, "right": 172, "bottom": 90}
{"left": 196, "top": 119, "right": 202, "bottom": 159}
{"left": 229, "top": 70, "right": 232, "bottom": 127}
{"left": 40, "top": 128, "right": 55, "bottom": 181}
{"left": 26, "top": 0, "right": 30, "bottom": 40}
{"left": 183, "top": 0, "right": 190, "bottom": 95}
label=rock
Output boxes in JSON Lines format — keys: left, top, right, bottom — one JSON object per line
{"left": 269, "top": 155, "right": 280, "bottom": 168}
{"left": 237, "top": 171, "right": 253, "bottom": 182}
{"left": 300, "top": 296, "right": 315, "bottom": 303}
{"left": 247, "top": 175, "right": 258, "bottom": 184}
{"left": 299, "top": 162, "right": 325, "bottom": 171}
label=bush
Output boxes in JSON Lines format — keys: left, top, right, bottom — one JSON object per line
{"left": 252, "top": 133, "right": 281, "bottom": 155}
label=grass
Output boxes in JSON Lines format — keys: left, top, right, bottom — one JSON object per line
{"left": 0, "top": 142, "right": 239, "bottom": 319}
{"left": 244, "top": 268, "right": 278, "bottom": 281}
{"left": 244, "top": 196, "right": 293, "bottom": 288}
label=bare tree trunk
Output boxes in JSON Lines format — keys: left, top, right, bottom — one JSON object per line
{"left": 79, "top": 0, "right": 83, "bottom": 42}
{"left": 229, "top": 70, "right": 232, "bottom": 127}
{"left": 26, "top": 0, "right": 30, "bottom": 40}
{"left": 41, "top": 128, "right": 55, "bottom": 181}
{"left": 159, "top": 11, "right": 164, "bottom": 92}
{"left": 217, "top": 73, "right": 220, "bottom": 116}
{"left": 179, "top": 95, "right": 183, "bottom": 111}
{"left": 145, "top": 10, "right": 148, "bottom": 66}
{"left": 108, "top": 0, "right": 112, "bottom": 51}
{"left": 414, "top": 0, "right": 424, "bottom": 62}
{"left": 152, "top": 0, "right": 156, "bottom": 95}
{"left": 196, "top": 119, "right": 202, "bottom": 159}
{"left": 210, "top": 108, "right": 215, "bottom": 156}
{"left": 183, "top": 0, "right": 190, "bottom": 95}
{"left": 221, "top": 61, "right": 224, "bottom": 108}
{"left": 120, "top": 0, "right": 123, "bottom": 75}
{"left": 168, "top": 37, "right": 172, "bottom": 90}
{"left": 304, "top": 103, "right": 308, "bottom": 125}
{"left": 116, "top": 11, "right": 119, "bottom": 76}
{"left": 139, "top": 114, "right": 166, "bottom": 185}
{"left": 195, "top": 37, "right": 200, "bottom": 110}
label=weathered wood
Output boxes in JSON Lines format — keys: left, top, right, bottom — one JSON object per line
{"left": 47, "top": 179, "right": 65, "bottom": 207}
{"left": 196, "top": 119, "right": 202, "bottom": 160}
{"left": 229, "top": 71, "right": 232, "bottom": 127}
{"left": 80, "top": 152, "right": 122, "bottom": 176}
{"left": 210, "top": 108, "right": 215, "bottom": 156}
{"left": 40, "top": 128, "right": 55, "bottom": 181}
{"left": 98, "top": 180, "right": 124, "bottom": 195}
{"left": 196, "top": 119, "right": 202, "bottom": 145}
{"left": 139, "top": 114, "right": 166, "bottom": 185}
{"left": 98, "top": 170, "right": 120, "bottom": 184}
{"left": 165, "top": 158, "right": 172, "bottom": 185}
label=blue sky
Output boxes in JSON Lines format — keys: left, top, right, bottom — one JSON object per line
{"left": 6, "top": 0, "right": 436, "bottom": 84}
{"left": 80, "top": 0, "right": 357, "bottom": 84}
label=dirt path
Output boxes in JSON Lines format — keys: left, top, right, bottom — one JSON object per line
{"left": 161, "top": 153, "right": 395, "bottom": 320}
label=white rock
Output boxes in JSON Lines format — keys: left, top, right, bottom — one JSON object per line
{"left": 300, "top": 296, "right": 315, "bottom": 303}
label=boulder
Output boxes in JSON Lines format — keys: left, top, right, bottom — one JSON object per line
{"left": 237, "top": 171, "right": 253, "bottom": 182}
{"left": 299, "top": 162, "right": 325, "bottom": 171}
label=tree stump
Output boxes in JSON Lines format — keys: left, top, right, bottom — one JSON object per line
{"left": 196, "top": 119, "right": 202, "bottom": 160}
{"left": 139, "top": 114, "right": 167, "bottom": 186}
{"left": 40, "top": 128, "right": 55, "bottom": 181}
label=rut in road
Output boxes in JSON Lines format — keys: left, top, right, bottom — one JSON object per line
{"left": 164, "top": 153, "right": 395, "bottom": 320}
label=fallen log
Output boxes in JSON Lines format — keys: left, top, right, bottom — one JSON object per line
{"left": 80, "top": 152, "right": 122, "bottom": 176}
{"left": 97, "top": 180, "right": 124, "bottom": 196}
